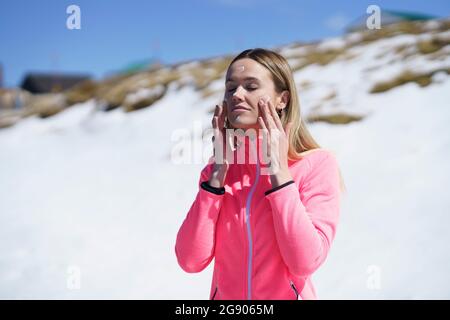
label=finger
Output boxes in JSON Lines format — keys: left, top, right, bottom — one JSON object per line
{"left": 258, "top": 116, "right": 271, "bottom": 158}
{"left": 212, "top": 116, "right": 218, "bottom": 146}
{"left": 213, "top": 104, "right": 220, "bottom": 118}
{"left": 264, "top": 104, "right": 282, "bottom": 165}
{"left": 218, "top": 101, "right": 226, "bottom": 129}
{"left": 212, "top": 105, "right": 220, "bottom": 127}
{"left": 267, "top": 100, "right": 284, "bottom": 132}
{"left": 213, "top": 116, "right": 223, "bottom": 141}
{"left": 225, "top": 128, "right": 235, "bottom": 152}
{"left": 258, "top": 115, "right": 268, "bottom": 131}
{"left": 258, "top": 115, "right": 269, "bottom": 143}
{"left": 258, "top": 99, "right": 272, "bottom": 130}
{"left": 263, "top": 103, "right": 278, "bottom": 131}
{"left": 212, "top": 116, "right": 227, "bottom": 158}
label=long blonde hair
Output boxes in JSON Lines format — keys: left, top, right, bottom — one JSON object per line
{"left": 227, "top": 48, "right": 346, "bottom": 193}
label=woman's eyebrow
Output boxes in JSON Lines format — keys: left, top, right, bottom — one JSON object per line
{"left": 226, "top": 77, "right": 260, "bottom": 83}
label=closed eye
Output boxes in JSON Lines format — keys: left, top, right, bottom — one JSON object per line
{"left": 226, "top": 85, "right": 258, "bottom": 92}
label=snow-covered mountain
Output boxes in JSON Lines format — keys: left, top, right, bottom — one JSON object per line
{"left": 0, "top": 19, "right": 449, "bottom": 299}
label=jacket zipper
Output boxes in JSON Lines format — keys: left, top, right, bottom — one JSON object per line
{"left": 211, "top": 286, "right": 218, "bottom": 300}
{"left": 245, "top": 142, "right": 260, "bottom": 300}
{"left": 289, "top": 280, "right": 299, "bottom": 300}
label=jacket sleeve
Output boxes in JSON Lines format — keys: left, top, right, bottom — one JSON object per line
{"left": 175, "top": 163, "right": 225, "bottom": 273}
{"left": 265, "top": 152, "right": 341, "bottom": 277}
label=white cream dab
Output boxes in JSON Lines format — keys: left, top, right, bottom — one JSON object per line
{"left": 236, "top": 65, "right": 245, "bottom": 72}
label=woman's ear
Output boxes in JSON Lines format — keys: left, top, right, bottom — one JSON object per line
{"left": 281, "top": 90, "right": 290, "bottom": 107}
{"left": 277, "top": 90, "right": 290, "bottom": 110}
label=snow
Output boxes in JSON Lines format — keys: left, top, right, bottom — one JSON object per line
{"left": 1, "top": 27, "right": 449, "bottom": 299}
{"left": 294, "top": 29, "right": 450, "bottom": 118}
{"left": 316, "top": 36, "right": 347, "bottom": 51}
{"left": 313, "top": 79, "right": 450, "bottom": 299}
{"left": 124, "top": 85, "right": 165, "bottom": 106}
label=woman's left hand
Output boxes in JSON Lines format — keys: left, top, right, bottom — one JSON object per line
{"left": 257, "top": 97, "right": 293, "bottom": 188}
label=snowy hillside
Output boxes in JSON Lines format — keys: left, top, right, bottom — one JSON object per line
{"left": 0, "top": 19, "right": 449, "bottom": 299}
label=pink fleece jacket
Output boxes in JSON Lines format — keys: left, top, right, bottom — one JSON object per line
{"left": 175, "top": 132, "right": 341, "bottom": 300}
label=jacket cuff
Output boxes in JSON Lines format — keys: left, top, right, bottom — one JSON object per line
{"left": 200, "top": 181, "right": 225, "bottom": 195}
{"left": 264, "top": 180, "right": 295, "bottom": 196}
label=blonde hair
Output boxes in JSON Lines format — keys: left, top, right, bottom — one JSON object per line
{"left": 227, "top": 48, "right": 346, "bottom": 193}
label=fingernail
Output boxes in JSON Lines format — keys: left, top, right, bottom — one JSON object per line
{"left": 261, "top": 95, "right": 270, "bottom": 103}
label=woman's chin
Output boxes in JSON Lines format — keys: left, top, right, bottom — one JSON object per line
{"left": 228, "top": 115, "right": 259, "bottom": 130}
{"left": 229, "top": 123, "right": 258, "bottom": 130}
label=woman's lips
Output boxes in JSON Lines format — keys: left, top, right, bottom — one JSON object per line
{"left": 232, "top": 108, "right": 249, "bottom": 113}
{"left": 232, "top": 105, "right": 250, "bottom": 112}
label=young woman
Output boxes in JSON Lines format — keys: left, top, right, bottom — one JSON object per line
{"left": 175, "top": 48, "right": 345, "bottom": 300}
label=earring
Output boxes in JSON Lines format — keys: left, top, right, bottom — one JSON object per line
{"left": 277, "top": 108, "right": 283, "bottom": 118}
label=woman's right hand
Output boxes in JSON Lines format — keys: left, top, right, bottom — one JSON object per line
{"left": 209, "top": 101, "right": 231, "bottom": 188}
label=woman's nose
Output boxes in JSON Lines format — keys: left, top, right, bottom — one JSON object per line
{"left": 232, "top": 86, "right": 245, "bottom": 102}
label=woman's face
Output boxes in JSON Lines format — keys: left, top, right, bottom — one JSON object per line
{"left": 224, "top": 58, "right": 285, "bottom": 130}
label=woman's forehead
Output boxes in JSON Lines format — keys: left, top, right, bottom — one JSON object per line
{"left": 227, "top": 59, "right": 269, "bottom": 82}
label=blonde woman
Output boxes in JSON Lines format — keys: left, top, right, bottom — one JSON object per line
{"left": 175, "top": 48, "right": 345, "bottom": 300}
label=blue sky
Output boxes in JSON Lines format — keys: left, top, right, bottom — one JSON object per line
{"left": 0, "top": 0, "right": 448, "bottom": 87}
